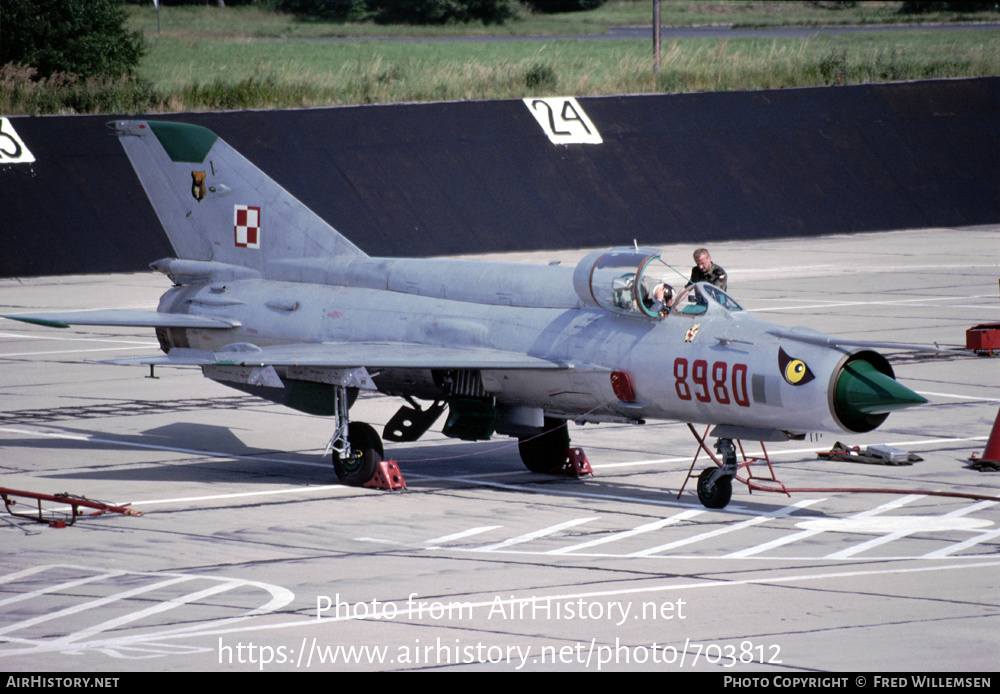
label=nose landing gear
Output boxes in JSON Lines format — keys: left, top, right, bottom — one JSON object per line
{"left": 696, "top": 439, "right": 737, "bottom": 509}
{"left": 680, "top": 425, "right": 788, "bottom": 509}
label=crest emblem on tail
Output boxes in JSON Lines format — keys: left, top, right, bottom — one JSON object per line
{"left": 191, "top": 171, "right": 206, "bottom": 201}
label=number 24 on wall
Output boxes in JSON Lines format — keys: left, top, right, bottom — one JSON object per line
{"left": 523, "top": 97, "right": 603, "bottom": 145}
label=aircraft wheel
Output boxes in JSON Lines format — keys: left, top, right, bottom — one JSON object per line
{"left": 518, "top": 419, "right": 569, "bottom": 473}
{"left": 697, "top": 467, "right": 732, "bottom": 509}
{"left": 334, "top": 422, "right": 384, "bottom": 486}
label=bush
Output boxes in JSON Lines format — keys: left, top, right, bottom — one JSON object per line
{"left": 1, "top": 0, "right": 145, "bottom": 80}
{"left": 524, "top": 62, "right": 557, "bottom": 89}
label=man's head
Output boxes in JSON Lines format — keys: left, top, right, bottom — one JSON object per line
{"left": 694, "top": 248, "right": 713, "bottom": 273}
{"left": 654, "top": 282, "right": 673, "bottom": 303}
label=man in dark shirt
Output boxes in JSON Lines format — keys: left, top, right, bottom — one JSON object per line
{"left": 688, "top": 248, "right": 726, "bottom": 291}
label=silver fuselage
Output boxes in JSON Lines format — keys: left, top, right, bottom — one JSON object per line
{"left": 156, "top": 256, "right": 849, "bottom": 436}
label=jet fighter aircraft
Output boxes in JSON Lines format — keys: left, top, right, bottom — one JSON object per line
{"left": 4, "top": 120, "right": 930, "bottom": 508}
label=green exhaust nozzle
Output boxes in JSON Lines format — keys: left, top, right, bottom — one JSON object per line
{"left": 835, "top": 359, "right": 927, "bottom": 432}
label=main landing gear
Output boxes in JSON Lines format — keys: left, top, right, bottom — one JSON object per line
{"left": 517, "top": 417, "right": 570, "bottom": 473}
{"left": 329, "top": 396, "right": 588, "bottom": 485}
{"left": 517, "top": 417, "right": 592, "bottom": 478}
{"left": 333, "top": 421, "right": 384, "bottom": 486}
{"left": 326, "top": 385, "right": 385, "bottom": 486}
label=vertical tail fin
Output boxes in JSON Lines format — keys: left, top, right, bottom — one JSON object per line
{"left": 109, "top": 120, "right": 366, "bottom": 273}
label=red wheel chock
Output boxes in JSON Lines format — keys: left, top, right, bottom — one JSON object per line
{"left": 363, "top": 460, "right": 407, "bottom": 490}
{"left": 562, "top": 448, "right": 593, "bottom": 478}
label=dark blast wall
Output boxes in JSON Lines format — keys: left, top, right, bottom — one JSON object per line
{"left": 1, "top": 78, "right": 998, "bottom": 277}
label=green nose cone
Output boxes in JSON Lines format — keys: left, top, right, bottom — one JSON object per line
{"left": 835, "top": 360, "right": 927, "bottom": 432}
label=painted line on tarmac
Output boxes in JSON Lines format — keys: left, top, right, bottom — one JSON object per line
{"left": 0, "top": 330, "right": 156, "bottom": 343}
{"left": 473, "top": 517, "right": 599, "bottom": 553}
{"left": 0, "top": 426, "right": 329, "bottom": 468}
{"left": 626, "top": 498, "right": 823, "bottom": 558}
{"left": 594, "top": 433, "right": 990, "bottom": 471}
{"left": 818, "top": 500, "right": 997, "bottom": 560}
{"left": 548, "top": 510, "right": 704, "bottom": 555}
{"left": 917, "top": 390, "right": 1000, "bottom": 403}
{"left": 0, "top": 564, "right": 295, "bottom": 659}
{"left": 0, "top": 425, "right": 992, "bottom": 513}
{"left": 0, "top": 331, "right": 159, "bottom": 357}
{"left": 38, "top": 558, "right": 999, "bottom": 654}
{"left": 1, "top": 346, "right": 160, "bottom": 357}
{"left": 0, "top": 426, "right": 343, "bottom": 511}
{"left": 725, "top": 495, "right": 922, "bottom": 559}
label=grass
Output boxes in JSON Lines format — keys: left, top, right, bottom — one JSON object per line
{"left": 137, "top": 27, "right": 1000, "bottom": 110}
{"left": 4, "top": 1, "right": 1000, "bottom": 114}
{"left": 0, "top": 64, "right": 164, "bottom": 115}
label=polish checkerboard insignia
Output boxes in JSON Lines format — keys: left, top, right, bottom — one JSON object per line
{"left": 234, "top": 205, "right": 260, "bottom": 249}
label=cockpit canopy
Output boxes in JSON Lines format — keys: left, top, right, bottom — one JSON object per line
{"left": 572, "top": 247, "right": 742, "bottom": 319}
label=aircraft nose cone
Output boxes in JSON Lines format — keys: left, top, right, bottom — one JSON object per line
{"left": 834, "top": 359, "right": 927, "bottom": 432}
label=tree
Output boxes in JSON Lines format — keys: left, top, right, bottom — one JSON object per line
{"left": 369, "top": 0, "right": 517, "bottom": 24}
{"left": 523, "top": 0, "right": 605, "bottom": 12}
{"left": 275, "top": 0, "right": 518, "bottom": 24}
{"left": 1, "top": 0, "right": 145, "bottom": 79}
{"left": 275, "top": 0, "right": 371, "bottom": 21}
{"left": 899, "top": 1, "right": 999, "bottom": 12}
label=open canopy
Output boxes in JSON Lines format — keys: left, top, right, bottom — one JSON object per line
{"left": 572, "top": 247, "right": 742, "bottom": 319}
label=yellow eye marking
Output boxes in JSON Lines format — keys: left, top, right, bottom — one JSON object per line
{"left": 785, "top": 359, "right": 808, "bottom": 384}
{"left": 778, "top": 347, "right": 815, "bottom": 386}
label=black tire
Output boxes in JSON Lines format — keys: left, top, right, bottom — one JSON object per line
{"left": 697, "top": 467, "right": 733, "bottom": 509}
{"left": 518, "top": 418, "right": 569, "bottom": 473}
{"left": 334, "top": 422, "right": 384, "bottom": 486}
